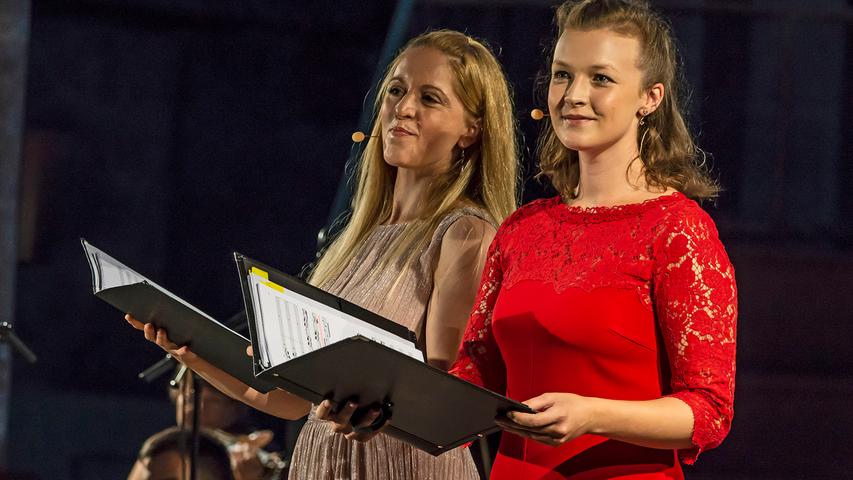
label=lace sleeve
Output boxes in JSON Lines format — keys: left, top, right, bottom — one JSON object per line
{"left": 448, "top": 234, "right": 507, "bottom": 394}
{"left": 653, "top": 210, "right": 738, "bottom": 464}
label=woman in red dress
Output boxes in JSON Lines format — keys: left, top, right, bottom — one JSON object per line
{"left": 450, "top": 1, "right": 738, "bottom": 478}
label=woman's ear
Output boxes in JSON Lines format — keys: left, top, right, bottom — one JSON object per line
{"left": 458, "top": 118, "right": 481, "bottom": 149}
{"left": 641, "top": 82, "right": 665, "bottom": 115}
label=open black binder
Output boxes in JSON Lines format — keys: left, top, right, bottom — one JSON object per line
{"left": 81, "top": 239, "right": 276, "bottom": 393}
{"left": 234, "top": 252, "right": 533, "bottom": 456}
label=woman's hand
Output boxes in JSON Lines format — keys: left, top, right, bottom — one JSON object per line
{"left": 125, "top": 314, "right": 198, "bottom": 364}
{"left": 314, "top": 399, "right": 386, "bottom": 442}
{"left": 495, "top": 392, "right": 594, "bottom": 447}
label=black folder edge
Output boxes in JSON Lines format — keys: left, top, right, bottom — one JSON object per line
{"left": 233, "top": 251, "right": 421, "bottom": 378}
{"left": 80, "top": 239, "right": 277, "bottom": 393}
{"left": 233, "top": 252, "right": 535, "bottom": 455}
{"left": 262, "top": 335, "right": 533, "bottom": 454}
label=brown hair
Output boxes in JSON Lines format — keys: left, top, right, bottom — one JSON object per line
{"left": 310, "top": 30, "right": 519, "bottom": 287}
{"left": 537, "top": 0, "right": 718, "bottom": 200}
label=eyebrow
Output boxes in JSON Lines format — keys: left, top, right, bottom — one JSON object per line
{"left": 551, "top": 60, "right": 618, "bottom": 71}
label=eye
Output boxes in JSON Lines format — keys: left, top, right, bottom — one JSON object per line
{"left": 422, "top": 93, "right": 439, "bottom": 104}
{"left": 551, "top": 70, "right": 571, "bottom": 82}
{"left": 592, "top": 73, "right": 613, "bottom": 85}
{"left": 387, "top": 85, "right": 404, "bottom": 97}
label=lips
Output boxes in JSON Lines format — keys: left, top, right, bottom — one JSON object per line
{"left": 562, "top": 114, "right": 595, "bottom": 121}
{"left": 389, "top": 126, "right": 415, "bottom": 136}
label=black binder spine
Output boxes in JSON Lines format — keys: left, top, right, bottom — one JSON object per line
{"left": 233, "top": 252, "right": 268, "bottom": 378}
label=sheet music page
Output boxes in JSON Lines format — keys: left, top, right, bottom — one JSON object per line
{"left": 81, "top": 240, "right": 222, "bottom": 325}
{"left": 247, "top": 271, "right": 424, "bottom": 369}
{"left": 81, "top": 240, "right": 147, "bottom": 291}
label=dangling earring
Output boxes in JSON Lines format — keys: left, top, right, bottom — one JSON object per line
{"left": 638, "top": 110, "right": 649, "bottom": 158}
{"left": 639, "top": 127, "right": 649, "bottom": 155}
{"left": 459, "top": 147, "right": 466, "bottom": 163}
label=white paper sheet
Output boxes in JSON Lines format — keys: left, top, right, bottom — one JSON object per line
{"left": 247, "top": 272, "right": 423, "bottom": 369}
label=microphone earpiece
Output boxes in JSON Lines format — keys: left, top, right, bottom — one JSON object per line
{"left": 351, "top": 131, "right": 379, "bottom": 143}
{"left": 530, "top": 109, "right": 546, "bottom": 121}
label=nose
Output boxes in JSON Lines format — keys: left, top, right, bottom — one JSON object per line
{"left": 563, "top": 78, "right": 589, "bottom": 107}
{"left": 394, "top": 91, "right": 417, "bottom": 118}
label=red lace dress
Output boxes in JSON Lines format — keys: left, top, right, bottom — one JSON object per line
{"left": 450, "top": 193, "right": 737, "bottom": 479}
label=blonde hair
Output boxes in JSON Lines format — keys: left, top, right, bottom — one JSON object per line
{"left": 309, "top": 30, "right": 519, "bottom": 287}
{"left": 538, "top": 0, "right": 718, "bottom": 200}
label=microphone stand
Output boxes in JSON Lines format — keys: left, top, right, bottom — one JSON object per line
{"left": 171, "top": 365, "right": 199, "bottom": 480}
{"left": 0, "top": 322, "right": 36, "bottom": 364}
{"left": 190, "top": 373, "right": 200, "bottom": 480}
{"left": 138, "top": 354, "right": 175, "bottom": 383}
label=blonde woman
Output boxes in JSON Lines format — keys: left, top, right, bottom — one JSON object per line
{"left": 128, "top": 29, "right": 519, "bottom": 479}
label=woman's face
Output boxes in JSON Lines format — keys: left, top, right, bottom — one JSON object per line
{"left": 547, "top": 28, "right": 651, "bottom": 154}
{"left": 380, "top": 47, "right": 478, "bottom": 176}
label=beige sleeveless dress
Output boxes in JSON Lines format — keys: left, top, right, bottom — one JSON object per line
{"left": 288, "top": 208, "right": 488, "bottom": 480}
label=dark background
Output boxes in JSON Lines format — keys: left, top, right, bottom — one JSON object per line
{"left": 5, "top": 0, "right": 853, "bottom": 478}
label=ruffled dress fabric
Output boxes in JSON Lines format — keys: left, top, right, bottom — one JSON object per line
{"left": 288, "top": 208, "right": 487, "bottom": 480}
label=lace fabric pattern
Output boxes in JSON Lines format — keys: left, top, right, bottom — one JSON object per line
{"left": 450, "top": 238, "right": 507, "bottom": 395}
{"left": 451, "top": 193, "right": 738, "bottom": 466}
{"left": 652, "top": 207, "right": 738, "bottom": 463}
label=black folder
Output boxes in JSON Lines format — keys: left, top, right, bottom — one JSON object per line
{"left": 82, "top": 239, "right": 277, "bottom": 393}
{"left": 235, "top": 252, "right": 533, "bottom": 456}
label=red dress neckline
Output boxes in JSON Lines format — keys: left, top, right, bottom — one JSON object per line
{"left": 547, "top": 191, "right": 687, "bottom": 223}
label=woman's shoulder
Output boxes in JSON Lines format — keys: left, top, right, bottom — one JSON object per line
{"left": 442, "top": 204, "right": 496, "bottom": 226}
{"left": 650, "top": 194, "right": 726, "bottom": 257}
{"left": 420, "top": 206, "right": 497, "bottom": 268}
{"left": 431, "top": 205, "right": 497, "bottom": 245}
{"left": 655, "top": 193, "right": 720, "bottom": 233}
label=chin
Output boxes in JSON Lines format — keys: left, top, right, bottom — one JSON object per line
{"left": 383, "top": 155, "right": 405, "bottom": 168}
{"left": 383, "top": 156, "right": 417, "bottom": 170}
{"left": 556, "top": 135, "right": 587, "bottom": 151}
{"left": 383, "top": 150, "right": 403, "bottom": 164}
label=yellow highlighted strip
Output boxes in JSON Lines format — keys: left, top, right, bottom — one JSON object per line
{"left": 250, "top": 267, "right": 269, "bottom": 280}
{"left": 261, "top": 280, "right": 284, "bottom": 293}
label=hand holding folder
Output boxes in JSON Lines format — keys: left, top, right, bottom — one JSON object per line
{"left": 234, "top": 253, "right": 534, "bottom": 456}
{"left": 314, "top": 397, "right": 387, "bottom": 442}
{"left": 125, "top": 314, "right": 196, "bottom": 362}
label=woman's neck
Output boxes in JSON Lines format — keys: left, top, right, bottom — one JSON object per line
{"left": 385, "top": 168, "right": 436, "bottom": 225}
{"left": 572, "top": 133, "right": 666, "bottom": 207}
